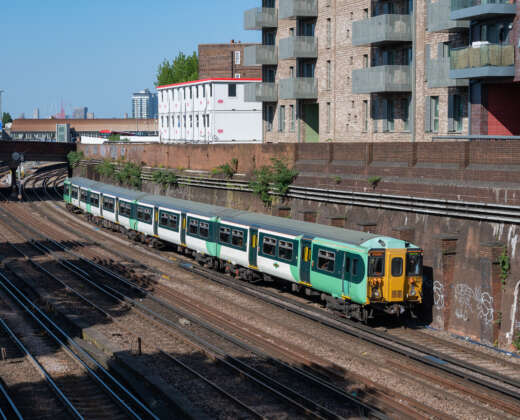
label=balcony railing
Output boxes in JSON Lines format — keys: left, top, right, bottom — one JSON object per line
{"left": 244, "top": 83, "right": 278, "bottom": 102}
{"left": 244, "top": 45, "right": 277, "bottom": 66}
{"left": 450, "top": 0, "right": 516, "bottom": 20}
{"left": 450, "top": 44, "right": 514, "bottom": 78}
{"left": 428, "top": 0, "right": 470, "bottom": 32}
{"left": 244, "top": 7, "right": 278, "bottom": 30}
{"left": 352, "top": 65, "right": 412, "bottom": 93}
{"left": 279, "top": 0, "right": 318, "bottom": 19}
{"left": 352, "top": 14, "right": 412, "bottom": 46}
{"left": 279, "top": 36, "right": 317, "bottom": 59}
{"left": 427, "top": 57, "right": 469, "bottom": 87}
{"left": 279, "top": 78, "right": 317, "bottom": 99}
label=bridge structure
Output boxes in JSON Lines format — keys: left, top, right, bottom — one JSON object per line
{"left": 0, "top": 141, "right": 75, "bottom": 193}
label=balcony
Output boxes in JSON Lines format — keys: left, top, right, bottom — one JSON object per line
{"left": 450, "top": 44, "right": 514, "bottom": 78}
{"left": 428, "top": 0, "right": 470, "bottom": 32}
{"left": 352, "top": 14, "right": 412, "bottom": 47}
{"left": 244, "top": 83, "right": 278, "bottom": 102}
{"left": 352, "top": 65, "right": 412, "bottom": 93}
{"left": 279, "top": 78, "right": 317, "bottom": 99}
{"left": 244, "top": 7, "right": 278, "bottom": 30}
{"left": 427, "top": 57, "right": 469, "bottom": 88}
{"left": 279, "top": 0, "right": 318, "bottom": 19}
{"left": 244, "top": 45, "right": 277, "bottom": 66}
{"left": 450, "top": 0, "right": 516, "bottom": 21}
{"left": 279, "top": 36, "right": 317, "bottom": 59}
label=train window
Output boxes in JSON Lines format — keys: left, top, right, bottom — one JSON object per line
{"left": 391, "top": 258, "right": 403, "bottom": 277}
{"left": 232, "top": 230, "right": 244, "bottom": 248}
{"left": 103, "top": 197, "right": 115, "bottom": 212}
{"left": 278, "top": 241, "right": 293, "bottom": 261}
{"left": 219, "top": 227, "right": 231, "bottom": 243}
{"left": 199, "top": 222, "right": 210, "bottom": 238}
{"left": 119, "top": 202, "right": 132, "bottom": 218}
{"left": 407, "top": 253, "right": 423, "bottom": 276}
{"left": 317, "top": 250, "right": 335, "bottom": 272}
{"left": 368, "top": 255, "right": 385, "bottom": 277}
{"left": 353, "top": 258, "right": 359, "bottom": 276}
{"left": 159, "top": 212, "right": 178, "bottom": 230}
{"left": 71, "top": 187, "right": 78, "bottom": 199}
{"left": 262, "top": 237, "right": 277, "bottom": 256}
{"left": 189, "top": 219, "right": 199, "bottom": 235}
{"left": 90, "top": 193, "right": 100, "bottom": 208}
{"left": 137, "top": 206, "right": 153, "bottom": 224}
{"left": 80, "top": 190, "right": 87, "bottom": 203}
{"left": 345, "top": 257, "right": 351, "bottom": 273}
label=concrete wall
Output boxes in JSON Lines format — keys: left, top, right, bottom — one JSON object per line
{"left": 78, "top": 141, "right": 520, "bottom": 349}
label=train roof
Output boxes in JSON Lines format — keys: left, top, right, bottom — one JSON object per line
{"left": 68, "top": 177, "right": 146, "bottom": 201}
{"left": 67, "top": 177, "right": 394, "bottom": 247}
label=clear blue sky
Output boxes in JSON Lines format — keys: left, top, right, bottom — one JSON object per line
{"left": 1, "top": 0, "right": 260, "bottom": 119}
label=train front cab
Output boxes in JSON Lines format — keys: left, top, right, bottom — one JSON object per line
{"left": 368, "top": 247, "right": 423, "bottom": 315}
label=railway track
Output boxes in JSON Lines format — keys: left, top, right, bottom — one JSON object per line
{"left": 0, "top": 268, "right": 156, "bottom": 420}
{"left": 0, "top": 184, "right": 399, "bottom": 419}
{"left": 13, "top": 168, "right": 520, "bottom": 418}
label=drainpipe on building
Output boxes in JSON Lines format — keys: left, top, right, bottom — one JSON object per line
{"left": 411, "top": 0, "right": 417, "bottom": 142}
{"left": 297, "top": 100, "right": 301, "bottom": 143}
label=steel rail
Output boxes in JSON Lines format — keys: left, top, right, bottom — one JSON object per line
{"left": 32, "top": 171, "right": 520, "bottom": 401}
{"left": 6, "top": 184, "right": 389, "bottom": 420}
{"left": 0, "top": 268, "right": 155, "bottom": 420}
{"left": 35, "top": 170, "right": 520, "bottom": 395}
{"left": 0, "top": 380, "right": 24, "bottom": 420}
{"left": 181, "top": 263, "right": 520, "bottom": 402}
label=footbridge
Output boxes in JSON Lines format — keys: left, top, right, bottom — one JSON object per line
{"left": 0, "top": 141, "right": 76, "bottom": 164}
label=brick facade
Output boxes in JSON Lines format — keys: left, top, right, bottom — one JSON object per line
{"left": 198, "top": 42, "right": 262, "bottom": 80}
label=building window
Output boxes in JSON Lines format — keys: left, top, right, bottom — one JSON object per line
{"left": 363, "top": 100, "right": 368, "bottom": 132}
{"left": 290, "top": 66, "right": 295, "bottom": 78}
{"left": 196, "top": 115, "right": 199, "bottom": 128}
{"left": 363, "top": 54, "right": 368, "bottom": 68}
{"left": 387, "top": 99, "right": 395, "bottom": 132}
{"left": 203, "top": 85, "right": 206, "bottom": 98}
{"left": 235, "top": 73, "right": 241, "bottom": 79}
{"left": 279, "top": 105, "right": 286, "bottom": 132}
{"left": 402, "top": 97, "right": 410, "bottom": 132}
{"left": 327, "top": 102, "right": 331, "bottom": 133}
{"left": 209, "top": 84, "right": 213, "bottom": 97}
{"left": 228, "top": 84, "right": 236, "bottom": 97}
{"left": 363, "top": 8, "right": 368, "bottom": 19}
{"left": 450, "top": 94, "right": 464, "bottom": 132}
{"left": 183, "top": 116, "right": 186, "bottom": 128}
{"left": 234, "top": 51, "right": 241, "bottom": 65}
{"left": 350, "top": 11, "right": 354, "bottom": 20}
{"left": 327, "top": 60, "right": 331, "bottom": 89}
{"left": 266, "top": 105, "right": 274, "bottom": 132}
{"left": 189, "top": 115, "right": 193, "bottom": 128}
{"left": 346, "top": 29, "right": 350, "bottom": 39}
{"left": 327, "top": 18, "right": 332, "bottom": 47}
{"left": 290, "top": 104, "right": 295, "bottom": 132}
{"left": 431, "top": 96, "right": 439, "bottom": 133}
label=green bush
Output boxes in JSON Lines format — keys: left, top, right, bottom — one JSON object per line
{"left": 211, "top": 158, "right": 238, "bottom": 179}
{"left": 368, "top": 176, "right": 382, "bottom": 188}
{"left": 249, "top": 158, "right": 298, "bottom": 205}
{"left": 514, "top": 335, "right": 520, "bottom": 352}
{"left": 152, "top": 170, "right": 178, "bottom": 189}
{"left": 116, "top": 162, "right": 142, "bottom": 188}
{"left": 67, "top": 151, "right": 84, "bottom": 168}
{"left": 95, "top": 159, "right": 116, "bottom": 179}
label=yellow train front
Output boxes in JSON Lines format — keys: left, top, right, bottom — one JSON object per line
{"left": 366, "top": 247, "right": 423, "bottom": 317}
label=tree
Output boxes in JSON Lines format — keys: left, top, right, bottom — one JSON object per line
{"left": 155, "top": 51, "right": 198, "bottom": 86}
{"left": 2, "top": 112, "right": 12, "bottom": 125}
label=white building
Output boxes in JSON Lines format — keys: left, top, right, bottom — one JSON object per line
{"left": 132, "top": 89, "right": 158, "bottom": 119}
{"left": 157, "top": 78, "right": 262, "bottom": 143}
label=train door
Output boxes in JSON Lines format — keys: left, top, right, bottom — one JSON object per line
{"left": 385, "top": 250, "right": 406, "bottom": 302}
{"left": 115, "top": 198, "right": 119, "bottom": 224}
{"left": 130, "top": 201, "right": 138, "bottom": 231}
{"left": 249, "top": 227, "right": 258, "bottom": 268}
{"left": 153, "top": 207, "right": 159, "bottom": 236}
{"left": 180, "top": 212, "right": 187, "bottom": 245}
{"left": 86, "top": 190, "right": 92, "bottom": 214}
{"left": 342, "top": 253, "right": 352, "bottom": 298}
{"left": 300, "top": 238, "right": 312, "bottom": 284}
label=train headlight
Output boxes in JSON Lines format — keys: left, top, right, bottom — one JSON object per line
{"left": 372, "top": 287, "right": 381, "bottom": 298}
{"left": 409, "top": 284, "right": 416, "bottom": 296}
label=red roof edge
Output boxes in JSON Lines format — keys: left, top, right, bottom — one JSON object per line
{"left": 157, "top": 78, "right": 261, "bottom": 89}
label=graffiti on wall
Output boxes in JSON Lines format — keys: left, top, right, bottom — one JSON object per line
{"left": 454, "top": 284, "right": 494, "bottom": 324}
{"left": 433, "top": 281, "right": 445, "bottom": 309}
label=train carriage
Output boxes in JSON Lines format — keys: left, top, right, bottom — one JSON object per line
{"left": 64, "top": 177, "right": 424, "bottom": 321}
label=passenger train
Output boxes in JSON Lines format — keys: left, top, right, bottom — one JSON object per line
{"left": 64, "top": 177, "right": 423, "bottom": 321}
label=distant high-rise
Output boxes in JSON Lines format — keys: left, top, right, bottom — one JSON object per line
{"left": 132, "top": 89, "right": 158, "bottom": 119}
{"left": 33, "top": 108, "right": 40, "bottom": 119}
{"left": 72, "top": 107, "right": 88, "bottom": 119}
{"left": 87, "top": 112, "right": 95, "bottom": 119}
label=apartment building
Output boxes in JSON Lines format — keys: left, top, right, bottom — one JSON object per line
{"left": 244, "top": 0, "right": 519, "bottom": 142}
{"left": 157, "top": 78, "right": 262, "bottom": 143}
